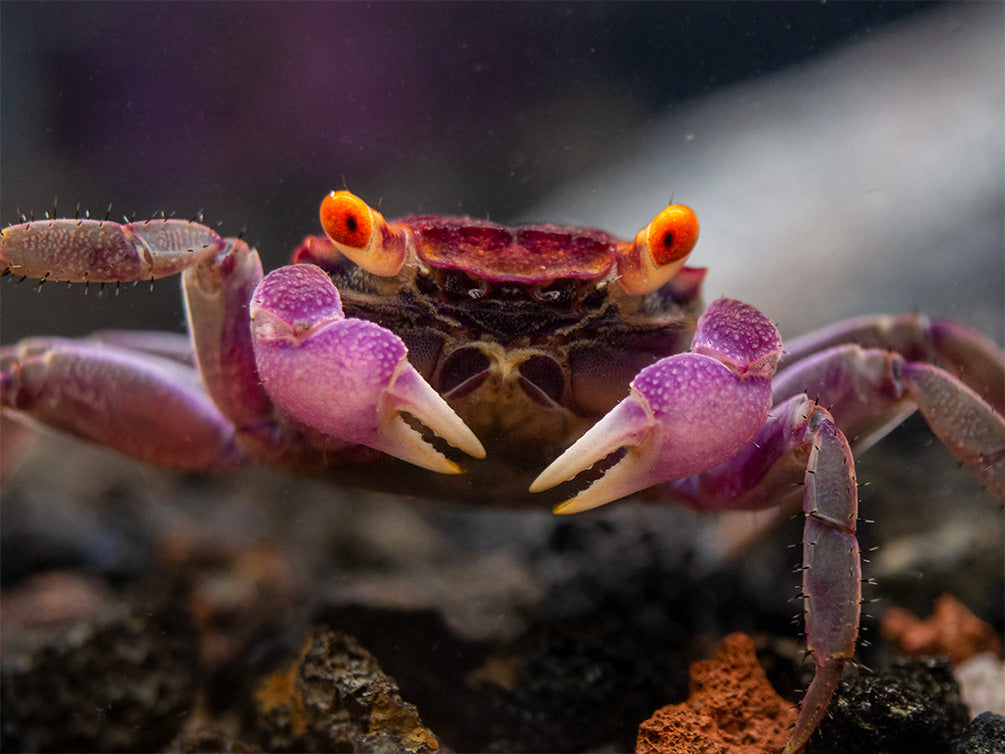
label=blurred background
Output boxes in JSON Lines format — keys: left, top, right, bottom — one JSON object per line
{"left": 4, "top": 1, "right": 1001, "bottom": 345}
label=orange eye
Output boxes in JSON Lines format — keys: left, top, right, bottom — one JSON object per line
{"left": 317, "top": 190, "right": 410, "bottom": 277}
{"left": 320, "top": 191, "right": 374, "bottom": 250}
{"left": 647, "top": 205, "right": 699, "bottom": 266}
{"left": 616, "top": 204, "right": 699, "bottom": 296}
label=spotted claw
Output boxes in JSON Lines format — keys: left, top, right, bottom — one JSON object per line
{"left": 531, "top": 298, "right": 782, "bottom": 513}
{"left": 250, "top": 264, "right": 484, "bottom": 472}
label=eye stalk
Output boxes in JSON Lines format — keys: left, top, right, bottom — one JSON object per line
{"left": 319, "top": 191, "right": 411, "bottom": 277}
{"left": 616, "top": 204, "right": 699, "bottom": 296}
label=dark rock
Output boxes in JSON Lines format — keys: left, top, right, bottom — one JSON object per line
{"left": 953, "top": 712, "right": 1005, "bottom": 754}
{"left": 255, "top": 627, "right": 441, "bottom": 753}
{"left": 1, "top": 413, "right": 1000, "bottom": 752}
{"left": 807, "top": 658, "right": 971, "bottom": 754}
{"left": 0, "top": 572, "right": 198, "bottom": 752}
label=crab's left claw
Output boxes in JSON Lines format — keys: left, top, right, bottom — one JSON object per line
{"left": 250, "top": 264, "right": 484, "bottom": 473}
{"left": 532, "top": 298, "right": 782, "bottom": 513}
{"left": 531, "top": 360, "right": 774, "bottom": 514}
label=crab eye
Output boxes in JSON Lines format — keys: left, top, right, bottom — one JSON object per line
{"left": 616, "top": 204, "right": 699, "bottom": 296}
{"left": 319, "top": 190, "right": 410, "bottom": 277}
{"left": 321, "top": 191, "right": 374, "bottom": 249}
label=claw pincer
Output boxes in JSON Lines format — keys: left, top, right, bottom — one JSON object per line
{"left": 533, "top": 298, "right": 783, "bottom": 512}
{"left": 250, "top": 264, "right": 484, "bottom": 473}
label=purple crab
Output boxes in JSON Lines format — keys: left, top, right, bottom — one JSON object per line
{"left": 2, "top": 190, "right": 1003, "bottom": 752}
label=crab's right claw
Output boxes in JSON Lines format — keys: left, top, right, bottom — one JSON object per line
{"left": 250, "top": 264, "right": 484, "bottom": 473}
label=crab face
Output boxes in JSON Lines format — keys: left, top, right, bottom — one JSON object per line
{"left": 277, "top": 191, "right": 705, "bottom": 501}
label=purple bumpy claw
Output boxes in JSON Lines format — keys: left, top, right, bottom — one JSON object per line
{"left": 531, "top": 298, "right": 784, "bottom": 512}
{"left": 250, "top": 265, "right": 485, "bottom": 473}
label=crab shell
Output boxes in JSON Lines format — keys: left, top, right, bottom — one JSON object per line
{"left": 289, "top": 210, "right": 707, "bottom": 504}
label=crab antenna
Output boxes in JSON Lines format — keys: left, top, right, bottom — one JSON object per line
{"left": 320, "top": 190, "right": 412, "bottom": 277}
{"left": 615, "top": 204, "right": 699, "bottom": 296}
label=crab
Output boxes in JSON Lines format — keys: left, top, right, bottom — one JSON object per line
{"left": 2, "top": 190, "right": 1003, "bottom": 752}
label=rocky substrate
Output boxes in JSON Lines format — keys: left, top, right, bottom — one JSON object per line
{"left": 2, "top": 414, "right": 1002, "bottom": 752}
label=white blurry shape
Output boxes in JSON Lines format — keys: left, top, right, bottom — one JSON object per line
{"left": 955, "top": 653, "right": 1005, "bottom": 717}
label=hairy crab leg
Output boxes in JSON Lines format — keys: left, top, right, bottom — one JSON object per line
{"left": 1, "top": 218, "right": 225, "bottom": 282}
{"left": 771, "top": 344, "right": 1005, "bottom": 501}
{"left": 898, "top": 360, "right": 1005, "bottom": 499}
{"left": 662, "top": 396, "right": 860, "bottom": 753}
{"left": 250, "top": 264, "right": 485, "bottom": 473}
{"left": 2, "top": 214, "right": 297, "bottom": 462}
{"left": 791, "top": 407, "right": 860, "bottom": 754}
{"left": 779, "top": 312, "right": 1005, "bottom": 415}
{"left": 1, "top": 338, "right": 245, "bottom": 470}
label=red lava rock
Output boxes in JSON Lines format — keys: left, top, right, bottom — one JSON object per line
{"left": 881, "top": 593, "right": 1003, "bottom": 665}
{"left": 636, "top": 633, "right": 797, "bottom": 754}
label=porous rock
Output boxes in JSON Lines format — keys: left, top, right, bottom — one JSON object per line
{"left": 0, "top": 571, "right": 198, "bottom": 752}
{"left": 636, "top": 632, "right": 797, "bottom": 754}
{"left": 810, "top": 657, "right": 970, "bottom": 753}
{"left": 952, "top": 711, "right": 1005, "bottom": 754}
{"left": 881, "top": 593, "right": 1003, "bottom": 665}
{"left": 255, "top": 626, "right": 441, "bottom": 753}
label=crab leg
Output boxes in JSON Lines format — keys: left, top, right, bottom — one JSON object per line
{"left": 182, "top": 239, "right": 276, "bottom": 436}
{"left": 660, "top": 395, "right": 859, "bottom": 753}
{"left": 779, "top": 312, "right": 1005, "bottom": 415}
{"left": 3, "top": 214, "right": 294, "bottom": 458}
{"left": 772, "top": 344, "right": 1005, "bottom": 500}
{"left": 249, "top": 264, "right": 485, "bottom": 473}
{"left": 1, "top": 218, "right": 225, "bottom": 282}
{"left": 789, "top": 406, "right": 860, "bottom": 754}
{"left": 1, "top": 338, "right": 244, "bottom": 470}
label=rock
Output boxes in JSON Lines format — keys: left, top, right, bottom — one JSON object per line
{"left": 881, "top": 594, "right": 1003, "bottom": 665}
{"left": 255, "top": 627, "right": 442, "bottom": 753}
{"left": 0, "top": 571, "right": 198, "bottom": 752}
{"left": 953, "top": 712, "right": 1005, "bottom": 754}
{"left": 809, "top": 658, "right": 970, "bottom": 753}
{"left": 636, "top": 633, "right": 797, "bottom": 754}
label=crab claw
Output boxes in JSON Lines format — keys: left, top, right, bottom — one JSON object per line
{"left": 250, "top": 264, "right": 484, "bottom": 473}
{"left": 529, "top": 391, "right": 659, "bottom": 512}
{"left": 532, "top": 298, "right": 781, "bottom": 513}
